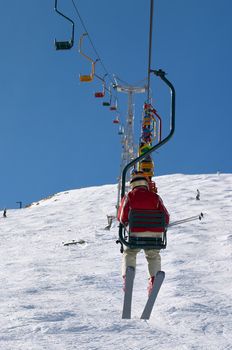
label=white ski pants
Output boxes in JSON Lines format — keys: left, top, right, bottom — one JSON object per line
{"left": 122, "top": 246, "right": 161, "bottom": 278}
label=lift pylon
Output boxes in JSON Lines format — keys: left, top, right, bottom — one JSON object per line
{"left": 114, "top": 83, "right": 147, "bottom": 213}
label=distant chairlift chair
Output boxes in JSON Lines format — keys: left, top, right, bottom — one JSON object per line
{"left": 79, "top": 33, "right": 97, "bottom": 82}
{"left": 54, "top": 0, "right": 75, "bottom": 50}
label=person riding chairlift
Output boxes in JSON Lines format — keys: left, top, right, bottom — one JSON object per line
{"left": 117, "top": 172, "right": 169, "bottom": 295}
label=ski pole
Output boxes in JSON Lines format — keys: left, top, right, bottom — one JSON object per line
{"left": 116, "top": 223, "right": 129, "bottom": 253}
{"left": 168, "top": 213, "right": 203, "bottom": 227}
{"left": 168, "top": 213, "right": 203, "bottom": 228}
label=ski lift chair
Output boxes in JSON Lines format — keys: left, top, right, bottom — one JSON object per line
{"left": 79, "top": 33, "right": 97, "bottom": 82}
{"left": 113, "top": 116, "right": 120, "bottom": 124}
{"left": 102, "top": 92, "right": 112, "bottom": 106}
{"left": 79, "top": 62, "right": 96, "bottom": 82}
{"left": 110, "top": 97, "right": 118, "bottom": 111}
{"left": 95, "top": 91, "right": 105, "bottom": 98}
{"left": 118, "top": 125, "right": 124, "bottom": 135}
{"left": 54, "top": 0, "right": 74, "bottom": 50}
{"left": 110, "top": 106, "right": 117, "bottom": 111}
{"left": 101, "top": 84, "right": 112, "bottom": 105}
{"left": 103, "top": 101, "right": 111, "bottom": 106}
{"left": 95, "top": 74, "right": 107, "bottom": 98}
{"left": 122, "top": 209, "right": 167, "bottom": 250}
{"left": 139, "top": 158, "right": 154, "bottom": 176}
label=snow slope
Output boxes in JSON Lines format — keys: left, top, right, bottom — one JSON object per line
{"left": 0, "top": 174, "right": 232, "bottom": 350}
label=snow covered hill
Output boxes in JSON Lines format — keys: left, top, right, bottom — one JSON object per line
{"left": 0, "top": 174, "right": 232, "bottom": 350}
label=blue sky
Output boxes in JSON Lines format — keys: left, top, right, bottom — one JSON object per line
{"left": 0, "top": 0, "right": 231, "bottom": 209}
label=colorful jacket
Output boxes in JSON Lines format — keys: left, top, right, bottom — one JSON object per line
{"left": 117, "top": 186, "right": 170, "bottom": 232}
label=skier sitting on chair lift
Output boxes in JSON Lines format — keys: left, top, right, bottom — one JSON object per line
{"left": 117, "top": 172, "right": 170, "bottom": 295}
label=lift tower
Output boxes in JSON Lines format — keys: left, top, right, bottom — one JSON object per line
{"left": 114, "top": 83, "right": 147, "bottom": 212}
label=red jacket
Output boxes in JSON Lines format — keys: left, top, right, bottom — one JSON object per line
{"left": 117, "top": 186, "right": 170, "bottom": 232}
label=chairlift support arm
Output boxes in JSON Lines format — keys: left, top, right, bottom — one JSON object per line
{"left": 118, "top": 69, "right": 175, "bottom": 247}
{"left": 79, "top": 33, "right": 94, "bottom": 63}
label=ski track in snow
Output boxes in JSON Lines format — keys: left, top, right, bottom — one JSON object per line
{"left": 0, "top": 174, "right": 232, "bottom": 350}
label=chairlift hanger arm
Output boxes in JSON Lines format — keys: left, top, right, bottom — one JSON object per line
{"left": 120, "top": 70, "right": 175, "bottom": 199}
{"left": 54, "top": 0, "right": 75, "bottom": 26}
{"left": 79, "top": 33, "right": 94, "bottom": 63}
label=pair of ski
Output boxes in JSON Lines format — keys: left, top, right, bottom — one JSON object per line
{"left": 122, "top": 267, "right": 165, "bottom": 320}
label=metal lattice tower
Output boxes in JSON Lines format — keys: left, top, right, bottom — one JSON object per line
{"left": 115, "top": 84, "right": 147, "bottom": 212}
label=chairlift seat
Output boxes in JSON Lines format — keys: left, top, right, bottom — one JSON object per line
{"left": 55, "top": 40, "right": 73, "bottom": 50}
{"left": 103, "top": 102, "right": 111, "bottom": 106}
{"left": 125, "top": 209, "right": 167, "bottom": 249}
{"left": 80, "top": 75, "right": 93, "bottom": 82}
{"left": 95, "top": 92, "right": 104, "bottom": 98}
{"left": 140, "top": 161, "right": 153, "bottom": 169}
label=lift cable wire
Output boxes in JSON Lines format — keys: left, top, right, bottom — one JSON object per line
{"left": 70, "top": 0, "right": 115, "bottom": 86}
{"left": 147, "top": 0, "right": 154, "bottom": 102}
{"left": 113, "top": 75, "right": 132, "bottom": 88}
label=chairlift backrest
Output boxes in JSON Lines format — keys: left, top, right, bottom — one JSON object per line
{"left": 129, "top": 209, "right": 166, "bottom": 231}
{"left": 126, "top": 209, "right": 167, "bottom": 249}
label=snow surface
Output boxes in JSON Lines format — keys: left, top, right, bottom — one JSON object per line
{"left": 0, "top": 173, "right": 232, "bottom": 350}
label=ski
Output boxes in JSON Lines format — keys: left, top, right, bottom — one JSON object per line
{"left": 140, "top": 271, "right": 165, "bottom": 320}
{"left": 62, "top": 239, "right": 86, "bottom": 246}
{"left": 122, "top": 266, "right": 135, "bottom": 319}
